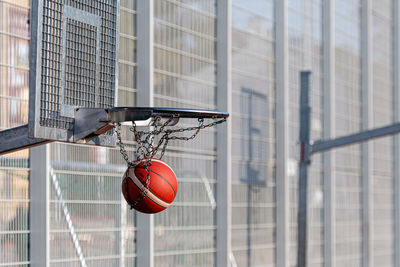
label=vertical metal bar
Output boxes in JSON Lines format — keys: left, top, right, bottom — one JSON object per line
{"left": 393, "top": 0, "right": 400, "bottom": 265}
{"left": 120, "top": 191, "right": 127, "bottom": 267}
{"left": 30, "top": 144, "right": 50, "bottom": 267}
{"left": 323, "top": 0, "right": 335, "bottom": 266}
{"left": 137, "top": 0, "right": 154, "bottom": 106}
{"left": 117, "top": 1, "right": 125, "bottom": 264}
{"left": 216, "top": 0, "right": 232, "bottom": 266}
{"left": 303, "top": 0, "right": 312, "bottom": 69}
{"left": 361, "top": 0, "right": 373, "bottom": 266}
{"left": 136, "top": 1, "right": 154, "bottom": 266}
{"left": 297, "top": 71, "right": 312, "bottom": 267}
{"left": 276, "top": 1, "right": 289, "bottom": 266}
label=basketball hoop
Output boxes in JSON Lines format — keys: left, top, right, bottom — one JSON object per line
{"left": 115, "top": 115, "right": 226, "bottom": 167}
{"left": 112, "top": 107, "right": 228, "bottom": 211}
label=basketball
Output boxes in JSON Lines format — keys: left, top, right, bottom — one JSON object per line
{"left": 122, "top": 158, "right": 178, "bottom": 214}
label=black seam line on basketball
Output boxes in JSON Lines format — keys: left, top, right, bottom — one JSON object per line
{"left": 124, "top": 178, "right": 136, "bottom": 209}
{"left": 127, "top": 176, "right": 169, "bottom": 208}
{"left": 148, "top": 169, "right": 176, "bottom": 195}
{"left": 134, "top": 168, "right": 176, "bottom": 196}
{"left": 126, "top": 176, "right": 142, "bottom": 206}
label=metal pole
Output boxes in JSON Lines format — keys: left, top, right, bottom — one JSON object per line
{"left": 394, "top": 1, "right": 400, "bottom": 266}
{"left": 275, "top": 1, "right": 289, "bottom": 266}
{"left": 297, "top": 71, "right": 311, "bottom": 267}
{"left": 136, "top": 0, "right": 154, "bottom": 266}
{"left": 361, "top": 2, "right": 373, "bottom": 265}
{"left": 117, "top": 0, "right": 125, "bottom": 264}
{"left": 323, "top": 0, "right": 335, "bottom": 266}
{"left": 30, "top": 144, "right": 50, "bottom": 267}
{"left": 216, "top": 0, "right": 232, "bottom": 265}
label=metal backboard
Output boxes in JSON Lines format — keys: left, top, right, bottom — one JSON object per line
{"left": 28, "top": 0, "right": 119, "bottom": 145}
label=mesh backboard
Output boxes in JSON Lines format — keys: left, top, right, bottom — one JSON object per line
{"left": 29, "top": 0, "right": 119, "bottom": 145}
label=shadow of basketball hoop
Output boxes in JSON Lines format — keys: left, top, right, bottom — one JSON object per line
{"left": 239, "top": 87, "right": 268, "bottom": 267}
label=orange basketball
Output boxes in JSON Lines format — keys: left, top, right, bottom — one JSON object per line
{"left": 122, "top": 158, "right": 178, "bottom": 214}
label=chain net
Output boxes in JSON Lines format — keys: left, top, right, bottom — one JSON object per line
{"left": 116, "top": 116, "right": 226, "bottom": 208}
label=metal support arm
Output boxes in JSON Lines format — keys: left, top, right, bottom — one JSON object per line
{"left": 311, "top": 122, "right": 400, "bottom": 154}
{"left": 0, "top": 124, "right": 51, "bottom": 155}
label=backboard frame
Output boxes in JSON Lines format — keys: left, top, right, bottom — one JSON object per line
{"left": 28, "top": 0, "right": 120, "bottom": 144}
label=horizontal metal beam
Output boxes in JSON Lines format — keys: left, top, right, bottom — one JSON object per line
{"left": 311, "top": 122, "right": 400, "bottom": 153}
{"left": 0, "top": 124, "right": 51, "bottom": 155}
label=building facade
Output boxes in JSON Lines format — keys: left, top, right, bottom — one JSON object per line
{"left": 0, "top": 0, "right": 400, "bottom": 266}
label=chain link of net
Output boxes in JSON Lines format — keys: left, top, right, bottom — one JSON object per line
{"left": 116, "top": 116, "right": 226, "bottom": 209}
